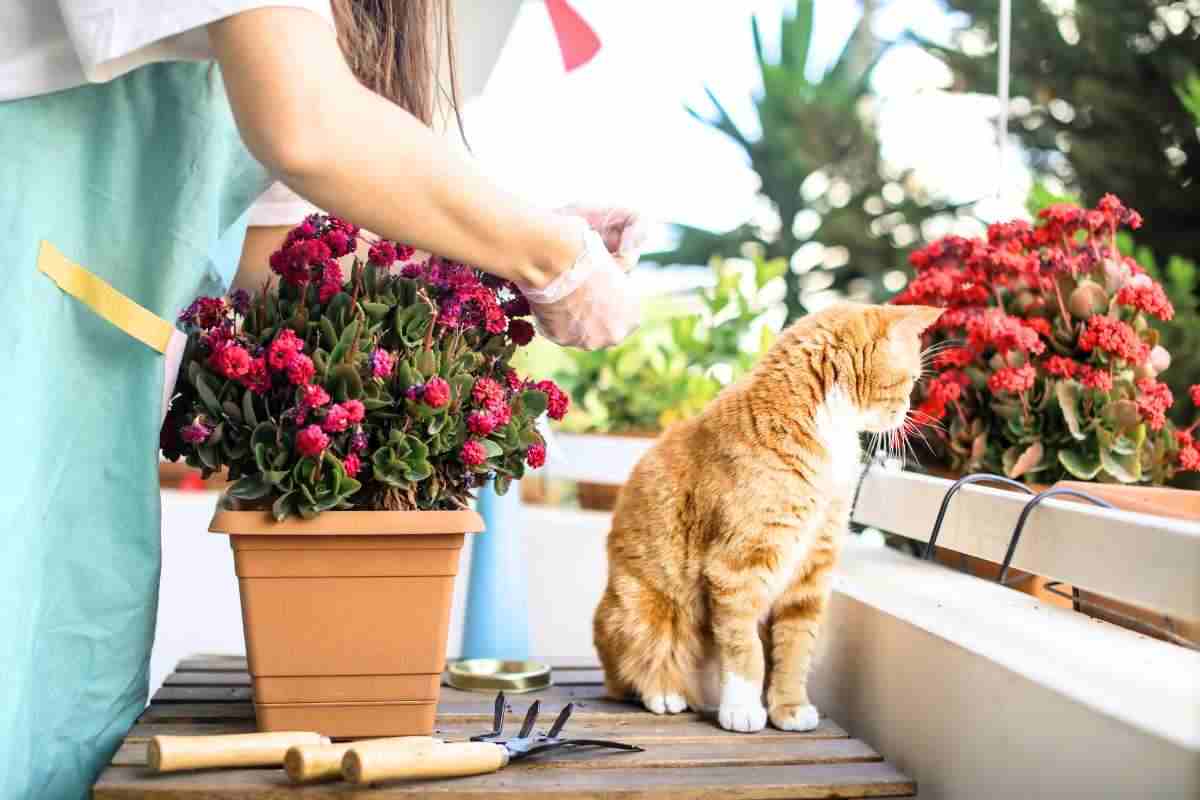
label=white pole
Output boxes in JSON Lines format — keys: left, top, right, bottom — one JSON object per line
{"left": 996, "top": 0, "right": 1012, "bottom": 200}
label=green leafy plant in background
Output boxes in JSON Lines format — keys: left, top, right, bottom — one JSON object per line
{"left": 918, "top": 0, "right": 1200, "bottom": 272}
{"left": 554, "top": 255, "right": 786, "bottom": 434}
{"left": 650, "top": 0, "right": 956, "bottom": 321}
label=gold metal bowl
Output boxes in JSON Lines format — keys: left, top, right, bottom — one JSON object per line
{"left": 446, "top": 659, "right": 552, "bottom": 694}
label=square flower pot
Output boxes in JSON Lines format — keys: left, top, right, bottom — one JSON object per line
{"left": 209, "top": 508, "right": 483, "bottom": 738}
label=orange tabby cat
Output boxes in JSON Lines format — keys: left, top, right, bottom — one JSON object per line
{"left": 593, "top": 302, "right": 943, "bottom": 733}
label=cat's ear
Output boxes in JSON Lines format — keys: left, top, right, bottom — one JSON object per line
{"left": 883, "top": 305, "right": 944, "bottom": 342}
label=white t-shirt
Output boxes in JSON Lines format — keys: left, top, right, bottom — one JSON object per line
{"left": 0, "top": 0, "right": 331, "bottom": 224}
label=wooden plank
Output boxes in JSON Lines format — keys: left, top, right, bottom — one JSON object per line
{"left": 94, "top": 761, "right": 915, "bottom": 798}
{"left": 175, "top": 654, "right": 249, "bottom": 672}
{"left": 153, "top": 685, "right": 252, "bottom": 703}
{"left": 110, "top": 736, "right": 879, "bottom": 770}
{"left": 123, "top": 716, "right": 847, "bottom": 747}
{"left": 162, "top": 671, "right": 251, "bottom": 687}
{"left": 139, "top": 703, "right": 255, "bottom": 722}
{"left": 126, "top": 721, "right": 258, "bottom": 738}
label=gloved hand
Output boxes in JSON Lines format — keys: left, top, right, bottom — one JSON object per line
{"left": 556, "top": 204, "right": 649, "bottom": 271}
{"left": 519, "top": 216, "right": 640, "bottom": 350}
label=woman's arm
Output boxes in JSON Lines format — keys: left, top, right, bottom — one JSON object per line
{"left": 209, "top": 7, "right": 579, "bottom": 291}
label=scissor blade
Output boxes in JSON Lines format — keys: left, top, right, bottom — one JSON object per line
{"left": 493, "top": 692, "right": 506, "bottom": 733}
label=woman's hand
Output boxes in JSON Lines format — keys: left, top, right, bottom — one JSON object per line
{"left": 520, "top": 217, "right": 640, "bottom": 350}
{"left": 557, "top": 204, "right": 649, "bottom": 271}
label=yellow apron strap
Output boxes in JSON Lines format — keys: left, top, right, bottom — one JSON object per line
{"left": 38, "top": 240, "right": 173, "bottom": 353}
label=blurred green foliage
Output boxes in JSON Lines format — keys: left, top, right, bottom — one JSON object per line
{"left": 651, "top": 0, "right": 954, "bottom": 321}
{"left": 553, "top": 256, "right": 786, "bottom": 433}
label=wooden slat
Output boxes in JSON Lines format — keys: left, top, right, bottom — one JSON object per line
{"left": 163, "top": 671, "right": 251, "bottom": 687}
{"left": 139, "top": 703, "right": 255, "bottom": 722}
{"left": 126, "top": 721, "right": 257, "bottom": 739}
{"left": 111, "top": 736, "right": 879, "bottom": 770}
{"left": 175, "top": 654, "right": 249, "bottom": 672}
{"left": 153, "top": 685, "right": 252, "bottom": 703}
{"left": 94, "top": 761, "right": 914, "bottom": 799}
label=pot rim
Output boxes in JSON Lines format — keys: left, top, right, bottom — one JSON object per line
{"left": 209, "top": 507, "right": 484, "bottom": 536}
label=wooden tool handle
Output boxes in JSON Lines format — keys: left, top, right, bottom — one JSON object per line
{"left": 148, "top": 732, "right": 328, "bottom": 773}
{"left": 285, "top": 737, "right": 440, "bottom": 784}
{"left": 343, "top": 741, "right": 508, "bottom": 784}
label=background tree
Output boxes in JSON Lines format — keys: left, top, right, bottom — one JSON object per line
{"left": 919, "top": 0, "right": 1200, "bottom": 266}
{"left": 651, "top": 0, "right": 956, "bottom": 322}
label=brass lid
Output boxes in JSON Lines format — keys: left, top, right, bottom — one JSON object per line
{"left": 446, "top": 659, "right": 552, "bottom": 694}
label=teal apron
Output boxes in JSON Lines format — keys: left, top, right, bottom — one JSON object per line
{"left": 0, "top": 62, "right": 270, "bottom": 799}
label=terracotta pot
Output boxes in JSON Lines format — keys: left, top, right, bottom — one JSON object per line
{"left": 209, "top": 507, "right": 483, "bottom": 738}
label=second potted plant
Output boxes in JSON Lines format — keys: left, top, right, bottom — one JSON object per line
{"left": 162, "top": 215, "right": 567, "bottom": 737}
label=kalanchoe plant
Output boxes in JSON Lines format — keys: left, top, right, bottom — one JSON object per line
{"left": 894, "top": 195, "right": 1200, "bottom": 485}
{"left": 161, "top": 214, "right": 567, "bottom": 519}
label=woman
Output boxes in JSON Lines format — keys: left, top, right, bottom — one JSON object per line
{"left": 0, "top": 2, "right": 640, "bottom": 797}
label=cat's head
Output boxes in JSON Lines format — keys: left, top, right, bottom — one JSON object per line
{"left": 779, "top": 303, "right": 944, "bottom": 434}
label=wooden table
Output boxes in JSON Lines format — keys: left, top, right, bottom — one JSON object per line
{"left": 94, "top": 656, "right": 915, "bottom": 798}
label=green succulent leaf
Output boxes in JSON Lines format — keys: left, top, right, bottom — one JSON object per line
{"left": 1056, "top": 380, "right": 1086, "bottom": 441}
{"left": 228, "top": 474, "right": 271, "bottom": 500}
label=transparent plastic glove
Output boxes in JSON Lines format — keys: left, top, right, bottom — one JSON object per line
{"left": 556, "top": 204, "right": 649, "bottom": 271}
{"left": 519, "top": 217, "right": 640, "bottom": 350}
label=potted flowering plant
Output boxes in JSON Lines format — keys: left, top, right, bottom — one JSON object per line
{"left": 894, "top": 195, "right": 1199, "bottom": 497}
{"left": 161, "top": 214, "right": 568, "bottom": 737}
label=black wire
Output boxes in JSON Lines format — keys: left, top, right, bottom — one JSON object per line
{"left": 922, "top": 473, "right": 1035, "bottom": 560}
{"left": 996, "top": 488, "right": 1113, "bottom": 584}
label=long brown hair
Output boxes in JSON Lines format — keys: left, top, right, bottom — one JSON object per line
{"left": 330, "top": 0, "right": 463, "bottom": 131}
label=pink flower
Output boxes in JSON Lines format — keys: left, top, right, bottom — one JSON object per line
{"left": 505, "top": 370, "right": 524, "bottom": 392}
{"left": 525, "top": 442, "right": 546, "bottom": 468}
{"left": 492, "top": 403, "right": 512, "bottom": 427}
{"left": 1042, "top": 356, "right": 1079, "bottom": 379}
{"left": 1136, "top": 378, "right": 1173, "bottom": 431}
{"left": 507, "top": 319, "right": 535, "bottom": 346}
{"left": 460, "top": 439, "right": 487, "bottom": 467}
{"left": 211, "top": 343, "right": 252, "bottom": 379}
{"left": 296, "top": 424, "right": 330, "bottom": 458}
{"left": 932, "top": 348, "right": 972, "bottom": 369}
{"left": 370, "top": 349, "right": 396, "bottom": 379}
{"left": 299, "top": 383, "right": 331, "bottom": 408}
{"left": 368, "top": 241, "right": 397, "bottom": 267}
{"left": 423, "top": 377, "right": 451, "bottom": 408}
{"left": 1078, "top": 316, "right": 1149, "bottom": 364}
{"left": 287, "top": 353, "right": 316, "bottom": 385}
{"left": 322, "top": 404, "right": 351, "bottom": 433}
{"left": 350, "top": 431, "right": 369, "bottom": 453}
{"left": 1190, "top": 385, "right": 1200, "bottom": 407}
{"left": 396, "top": 243, "right": 415, "bottom": 261}
{"left": 318, "top": 261, "right": 344, "bottom": 303}
{"left": 180, "top": 417, "right": 213, "bottom": 444}
{"left": 1079, "top": 366, "right": 1114, "bottom": 392}
{"left": 343, "top": 399, "right": 365, "bottom": 425}
{"left": 987, "top": 364, "right": 1037, "bottom": 396}
{"left": 323, "top": 229, "right": 352, "bottom": 258}
{"left": 343, "top": 452, "right": 361, "bottom": 477}
{"left": 240, "top": 357, "right": 271, "bottom": 394}
{"left": 1116, "top": 282, "right": 1174, "bottom": 321}
{"left": 472, "top": 377, "right": 505, "bottom": 409}
{"left": 1179, "top": 446, "right": 1200, "bottom": 472}
{"left": 535, "top": 380, "right": 570, "bottom": 420}
{"left": 467, "top": 410, "right": 498, "bottom": 436}
{"left": 268, "top": 329, "right": 304, "bottom": 371}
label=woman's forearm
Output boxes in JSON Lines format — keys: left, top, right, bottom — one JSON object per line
{"left": 209, "top": 8, "right": 579, "bottom": 289}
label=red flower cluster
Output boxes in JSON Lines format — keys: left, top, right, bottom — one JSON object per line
{"left": 1116, "top": 281, "right": 1174, "bottom": 321}
{"left": 269, "top": 215, "right": 359, "bottom": 288}
{"left": 1135, "top": 378, "right": 1173, "bottom": 431}
{"left": 987, "top": 364, "right": 1037, "bottom": 396}
{"left": 893, "top": 195, "right": 1197, "bottom": 481}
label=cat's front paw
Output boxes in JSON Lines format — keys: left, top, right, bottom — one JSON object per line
{"left": 718, "top": 703, "right": 767, "bottom": 733}
{"left": 643, "top": 693, "right": 689, "bottom": 715}
{"left": 769, "top": 702, "right": 820, "bottom": 732}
